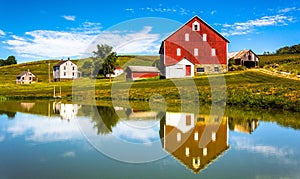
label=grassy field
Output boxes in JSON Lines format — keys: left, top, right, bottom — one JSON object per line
{"left": 258, "top": 54, "right": 300, "bottom": 75}
{"left": 0, "top": 56, "right": 299, "bottom": 112}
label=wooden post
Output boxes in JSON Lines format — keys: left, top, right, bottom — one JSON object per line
{"left": 48, "top": 63, "right": 51, "bottom": 83}
{"left": 54, "top": 86, "right": 56, "bottom": 98}
{"left": 60, "top": 86, "right": 62, "bottom": 97}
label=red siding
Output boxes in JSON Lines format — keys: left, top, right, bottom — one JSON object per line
{"left": 162, "top": 16, "right": 228, "bottom": 66}
{"left": 132, "top": 72, "right": 159, "bottom": 78}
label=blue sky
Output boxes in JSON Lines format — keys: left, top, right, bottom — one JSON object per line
{"left": 0, "top": 0, "right": 300, "bottom": 63}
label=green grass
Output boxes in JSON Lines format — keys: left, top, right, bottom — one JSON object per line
{"left": 258, "top": 54, "right": 300, "bottom": 75}
{"left": 0, "top": 56, "right": 299, "bottom": 112}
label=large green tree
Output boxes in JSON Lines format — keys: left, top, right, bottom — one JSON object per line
{"left": 90, "top": 44, "right": 113, "bottom": 78}
{"left": 103, "top": 52, "right": 118, "bottom": 82}
{"left": 6, "top": 56, "right": 17, "bottom": 65}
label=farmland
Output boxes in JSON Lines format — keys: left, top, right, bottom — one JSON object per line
{"left": 0, "top": 55, "right": 299, "bottom": 112}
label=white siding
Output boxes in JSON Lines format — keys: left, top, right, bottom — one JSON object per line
{"left": 165, "top": 58, "right": 194, "bottom": 78}
{"left": 165, "top": 112, "right": 195, "bottom": 133}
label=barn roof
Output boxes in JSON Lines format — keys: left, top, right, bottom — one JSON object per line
{"left": 127, "top": 66, "right": 159, "bottom": 73}
{"left": 228, "top": 49, "right": 258, "bottom": 59}
{"left": 162, "top": 15, "right": 230, "bottom": 43}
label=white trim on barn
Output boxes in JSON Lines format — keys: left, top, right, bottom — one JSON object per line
{"left": 165, "top": 58, "right": 194, "bottom": 79}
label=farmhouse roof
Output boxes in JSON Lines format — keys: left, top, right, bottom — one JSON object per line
{"left": 53, "top": 58, "right": 73, "bottom": 67}
{"left": 127, "top": 66, "right": 160, "bottom": 73}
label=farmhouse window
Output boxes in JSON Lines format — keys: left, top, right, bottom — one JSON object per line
{"left": 72, "top": 66, "right": 75, "bottom": 70}
{"left": 203, "top": 34, "right": 207, "bottom": 41}
{"left": 194, "top": 48, "right": 198, "bottom": 56}
{"left": 64, "top": 72, "right": 66, "bottom": 76}
{"left": 185, "top": 33, "right": 189, "bottom": 41}
{"left": 186, "top": 115, "right": 191, "bottom": 126}
{"left": 72, "top": 72, "right": 75, "bottom": 76}
{"left": 211, "top": 48, "right": 216, "bottom": 56}
{"left": 196, "top": 67, "right": 205, "bottom": 72}
{"left": 64, "top": 66, "right": 66, "bottom": 70}
{"left": 177, "top": 48, "right": 181, "bottom": 56}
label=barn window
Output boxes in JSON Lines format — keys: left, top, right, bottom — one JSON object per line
{"left": 212, "top": 132, "right": 216, "bottom": 141}
{"left": 203, "top": 34, "right": 207, "bottom": 41}
{"left": 211, "top": 48, "right": 216, "bottom": 56}
{"left": 177, "top": 132, "right": 181, "bottom": 142}
{"left": 194, "top": 48, "right": 198, "bottom": 56}
{"left": 177, "top": 48, "right": 181, "bottom": 56}
{"left": 214, "top": 67, "right": 219, "bottom": 72}
{"left": 203, "top": 148, "right": 207, "bottom": 156}
{"left": 196, "top": 68, "right": 205, "bottom": 72}
{"left": 185, "top": 147, "right": 190, "bottom": 157}
{"left": 194, "top": 132, "right": 198, "bottom": 141}
{"left": 185, "top": 33, "right": 189, "bottom": 41}
{"left": 186, "top": 115, "right": 191, "bottom": 126}
{"left": 192, "top": 21, "right": 200, "bottom": 31}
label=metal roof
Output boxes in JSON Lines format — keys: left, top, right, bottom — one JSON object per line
{"left": 228, "top": 49, "right": 258, "bottom": 59}
{"left": 17, "top": 71, "right": 36, "bottom": 77}
{"left": 127, "top": 66, "right": 160, "bottom": 73}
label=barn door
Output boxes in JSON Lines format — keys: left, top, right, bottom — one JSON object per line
{"left": 185, "top": 65, "right": 191, "bottom": 76}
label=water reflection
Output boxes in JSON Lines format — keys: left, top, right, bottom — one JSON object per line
{"left": 53, "top": 102, "right": 81, "bottom": 121}
{"left": 160, "top": 112, "right": 229, "bottom": 173}
{"left": 1, "top": 100, "right": 300, "bottom": 177}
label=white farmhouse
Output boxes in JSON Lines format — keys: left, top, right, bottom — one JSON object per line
{"left": 53, "top": 58, "right": 81, "bottom": 81}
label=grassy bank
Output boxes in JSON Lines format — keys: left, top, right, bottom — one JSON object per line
{"left": 0, "top": 57, "right": 299, "bottom": 112}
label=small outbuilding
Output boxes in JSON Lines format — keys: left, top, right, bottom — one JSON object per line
{"left": 228, "top": 49, "right": 259, "bottom": 68}
{"left": 105, "top": 67, "right": 124, "bottom": 78}
{"left": 16, "top": 70, "right": 36, "bottom": 84}
{"left": 125, "top": 66, "right": 160, "bottom": 81}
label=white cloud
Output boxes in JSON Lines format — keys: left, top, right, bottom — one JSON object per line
{"left": 62, "top": 151, "right": 76, "bottom": 158}
{"left": 81, "top": 26, "right": 162, "bottom": 55}
{"left": 4, "top": 22, "right": 162, "bottom": 60}
{"left": 62, "top": 15, "right": 76, "bottom": 21}
{"left": 6, "top": 113, "right": 83, "bottom": 142}
{"left": 0, "top": 29, "right": 5, "bottom": 36}
{"left": 231, "top": 136, "right": 295, "bottom": 164}
{"left": 211, "top": 10, "right": 217, "bottom": 15}
{"left": 221, "top": 14, "right": 294, "bottom": 36}
{"left": 126, "top": 6, "right": 193, "bottom": 16}
{"left": 278, "top": 7, "right": 297, "bottom": 13}
{"left": 112, "top": 120, "right": 160, "bottom": 144}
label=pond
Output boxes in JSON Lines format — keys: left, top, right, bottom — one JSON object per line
{"left": 0, "top": 100, "right": 300, "bottom": 178}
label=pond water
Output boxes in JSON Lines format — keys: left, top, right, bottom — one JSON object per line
{"left": 0, "top": 100, "right": 300, "bottom": 179}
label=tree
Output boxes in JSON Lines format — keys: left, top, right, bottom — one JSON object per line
{"left": 6, "top": 56, "right": 17, "bottom": 65}
{"left": 0, "top": 59, "right": 4, "bottom": 66}
{"left": 103, "top": 52, "right": 118, "bottom": 82}
{"left": 93, "top": 44, "right": 113, "bottom": 59}
{"left": 91, "top": 44, "right": 113, "bottom": 78}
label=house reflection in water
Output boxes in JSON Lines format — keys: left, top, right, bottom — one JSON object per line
{"left": 53, "top": 102, "right": 81, "bottom": 121}
{"left": 160, "top": 112, "right": 229, "bottom": 174}
{"left": 20, "top": 102, "right": 35, "bottom": 112}
{"left": 230, "top": 118, "right": 259, "bottom": 134}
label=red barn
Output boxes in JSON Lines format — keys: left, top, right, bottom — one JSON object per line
{"left": 125, "top": 66, "right": 160, "bottom": 81}
{"left": 159, "top": 16, "right": 230, "bottom": 78}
